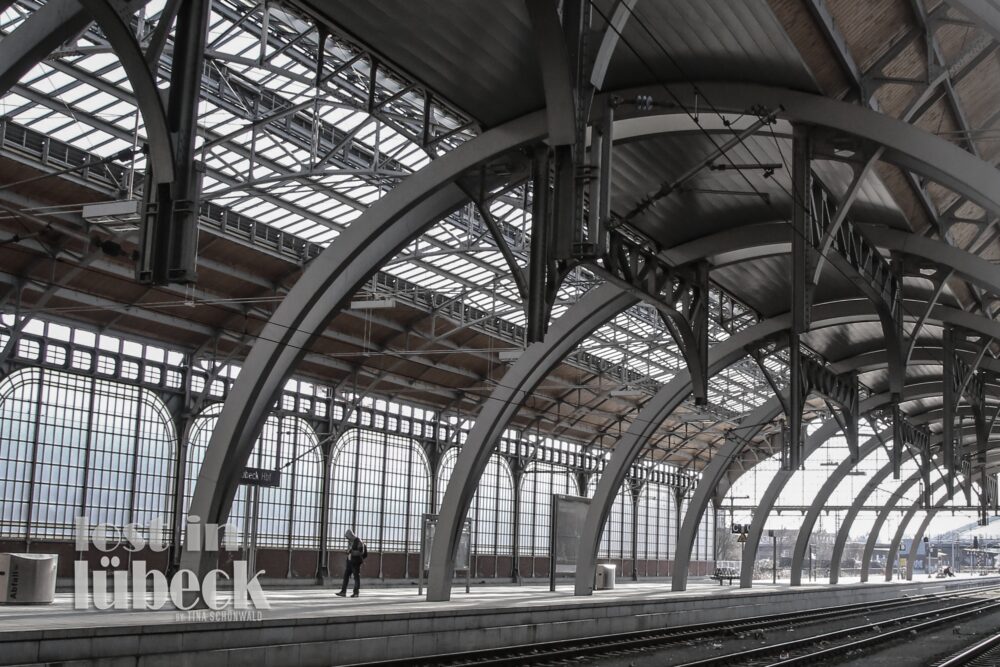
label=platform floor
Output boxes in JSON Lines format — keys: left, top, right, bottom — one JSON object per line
{"left": 0, "top": 572, "right": 985, "bottom": 632}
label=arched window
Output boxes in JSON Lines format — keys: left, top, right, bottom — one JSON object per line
{"left": 437, "top": 448, "right": 515, "bottom": 555}
{"left": 329, "top": 428, "right": 430, "bottom": 551}
{"left": 519, "top": 462, "right": 578, "bottom": 556}
{"left": 588, "top": 476, "right": 634, "bottom": 560}
{"left": 185, "top": 405, "right": 322, "bottom": 548}
{"left": 638, "top": 482, "right": 677, "bottom": 560}
{"left": 0, "top": 367, "right": 175, "bottom": 541}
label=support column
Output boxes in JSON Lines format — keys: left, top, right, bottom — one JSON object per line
{"left": 138, "top": 0, "right": 210, "bottom": 285}
{"left": 630, "top": 479, "right": 642, "bottom": 581}
{"left": 741, "top": 417, "right": 882, "bottom": 588}
{"left": 943, "top": 326, "right": 957, "bottom": 492}
{"left": 861, "top": 472, "right": 922, "bottom": 582}
{"left": 511, "top": 460, "right": 522, "bottom": 583}
{"left": 315, "top": 440, "right": 332, "bottom": 584}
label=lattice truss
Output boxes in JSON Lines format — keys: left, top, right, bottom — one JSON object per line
{"left": 0, "top": 0, "right": 784, "bottom": 447}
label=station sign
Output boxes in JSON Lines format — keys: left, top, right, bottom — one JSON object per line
{"left": 240, "top": 467, "right": 281, "bottom": 487}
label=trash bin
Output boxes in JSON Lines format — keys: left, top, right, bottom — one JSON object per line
{"left": 595, "top": 564, "right": 616, "bottom": 590}
{"left": 0, "top": 553, "right": 58, "bottom": 604}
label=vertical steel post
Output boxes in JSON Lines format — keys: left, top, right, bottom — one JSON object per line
{"left": 139, "top": 0, "right": 210, "bottom": 285}
{"left": 791, "top": 124, "right": 813, "bottom": 335}
{"left": 528, "top": 149, "right": 551, "bottom": 342}
{"left": 892, "top": 402, "right": 903, "bottom": 480}
{"left": 510, "top": 461, "right": 522, "bottom": 583}
{"left": 787, "top": 125, "right": 812, "bottom": 472}
{"left": 771, "top": 530, "right": 777, "bottom": 584}
{"left": 787, "top": 337, "right": 803, "bottom": 471}
{"left": 943, "top": 326, "right": 956, "bottom": 494}
{"left": 631, "top": 481, "right": 640, "bottom": 581}
{"left": 315, "top": 441, "right": 331, "bottom": 583}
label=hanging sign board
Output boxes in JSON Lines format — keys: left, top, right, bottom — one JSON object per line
{"left": 240, "top": 467, "right": 281, "bottom": 487}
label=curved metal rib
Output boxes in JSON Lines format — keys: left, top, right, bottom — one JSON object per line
{"left": 427, "top": 285, "right": 636, "bottom": 601}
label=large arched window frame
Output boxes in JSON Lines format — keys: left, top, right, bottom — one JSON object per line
{"left": 588, "top": 476, "right": 634, "bottom": 560}
{"left": 437, "top": 448, "right": 515, "bottom": 556}
{"left": 518, "top": 462, "right": 578, "bottom": 557}
{"left": 329, "top": 427, "right": 430, "bottom": 552}
{"left": 0, "top": 367, "right": 175, "bottom": 542}
{"left": 185, "top": 404, "right": 322, "bottom": 549}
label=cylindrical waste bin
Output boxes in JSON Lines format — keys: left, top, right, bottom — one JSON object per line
{"left": 0, "top": 553, "right": 58, "bottom": 604}
{"left": 595, "top": 563, "right": 616, "bottom": 590}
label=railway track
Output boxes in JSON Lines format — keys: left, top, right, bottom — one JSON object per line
{"left": 346, "top": 583, "right": 1000, "bottom": 667}
{"left": 933, "top": 630, "right": 1000, "bottom": 667}
{"left": 680, "top": 593, "right": 1000, "bottom": 665}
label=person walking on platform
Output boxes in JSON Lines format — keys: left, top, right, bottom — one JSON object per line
{"left": 336, "top": 528, "right": 368, "bottom": 597}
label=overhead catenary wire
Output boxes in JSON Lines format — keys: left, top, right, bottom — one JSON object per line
{"left": 1, "top": 3, "right": 981, "bottom": 482}
{"left": 588, "top": 0, "right": 946, "bottom": 354}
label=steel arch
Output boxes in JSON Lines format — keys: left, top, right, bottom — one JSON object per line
{"left": 182, "top": 83, "right": 1000, "bottom": 586}
{"left": 426, "top": 285, "right": 636, "bottom": 601}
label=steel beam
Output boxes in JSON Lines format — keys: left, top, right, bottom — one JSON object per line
{"left": 860, "top": 470, "right": 922, "bottom": 582}
{"left": 574, "top": 317, "right": 791, "bottom": 595}
{"left": 78, "top": 0, "right": 174, "bottom": 185}
{"left": 183, "top": 82, "right": 1000, "bottom": 590}
{"left": 668, "top": 394, "right": 785, "bottom": 592}
{"left": 946, "top": 1, "right": 1000, "bottom": 45}
{"left": 885, "top": 480, "right": 939, "bottom": 581}
{"left": 180, "top": 111, "right": 546, "bottom": 583}
{"left": 590, "top": 0, "right": 637, "bottom": 88}
{"left": 0, "top": 2, "right": 92, "bottom": 98}
{"left": 426, "top": 285, "right": 635, "bottom": 601}
{"left": 525, "top": 0, "right": 575, "bottom": 147}
{"left": 741, "top": 418, "right": 882, "bottom": 587}
{"left": 607, "top": 82, "right": 1000, "bottom": 218}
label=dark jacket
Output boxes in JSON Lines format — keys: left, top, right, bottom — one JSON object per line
{"left": 348, "top": 537, "right": 368, "bottom": 566}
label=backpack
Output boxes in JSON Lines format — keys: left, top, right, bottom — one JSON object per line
{"left": 350, "top": 537, "right": 368, "bottom": 563}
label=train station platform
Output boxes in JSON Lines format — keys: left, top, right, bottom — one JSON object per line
{"left": 2, "top": 575, "right": 998, "bottom": 666}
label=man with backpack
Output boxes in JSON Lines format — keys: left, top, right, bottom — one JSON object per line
{"left": 336, "top": 528, "right": 368, "bottom": 597}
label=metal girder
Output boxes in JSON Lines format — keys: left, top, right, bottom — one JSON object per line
{"left": 740, "top": 377, "right": 939, "bottom": 587}
{"left": 525, "top": 0, "right": 576, "bottom": 147}
{"left": 664, "top": 223, "right": 1000, "bottom": 300}
{"left": 802, "top": 165, "right": 906, "bottom": 467}
{"left": 182, "top": 82, "right": 1000, "bottom": 588}
{"left": 741, "top": 419, "right": 884, "bottom": 587}
{"left": 135, "top": 0, "right": 210, "bottom": 285}
{"left": 590, "top": 0, "right": 637, "bottom": 89}
{"left": 791, "top": 125, "right": 814, "bottom": 335}
{"left": 832, "top": 347, "right": 1000, "bottom": 376}
{"left": 788, "top": 403, "right": 925, "bottom": 584}
{"left": 606, "top": 82, "right": 1000, "bottom": 218}
{"left": 904, "top": 496, "right": 949, "bottom": 581}
{"left": 861, "top": 469, "right": 923, "bottom": 582}
{"left": 179, "top": 111, "right": 545, "bottom": 583}
{"left": 792, "top": 432, "right": 890, "bottom": 586}
{"left": 944, "top": 325, "right": 991, "bottom": 495}
{"left": 778, "top": 340, "right": 860, "bottom": 469}
{"left": 524, "top": 0, "right": 595, "bottom": 340}
{"left": 946, "top": 1, "right": 1000, "bottom": 53}
{"left": 472, "top": 197, "right": 527, "bottom": 301}
{"left": 0, "top": 1, "right": 92, "bottom": 98}
{"left": 593, "top": 231, "right": 711, "bottom": 405}
{"left": 810, "top": 149, "right": 884, "bottom": 287}
{"left": 77, "top": 0, "right": 174, "bottom": 185}
{"left": 571, "top": 314, "right": 791, "bottom": 596}
{"left": 426, "top": 285, "right": 635, "bottom": 602}
{"left": 665, "top": 394, "right": 785, "bottom": 593}
{"left": 887, "top": 476, "right": 953, "bottom": 582}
